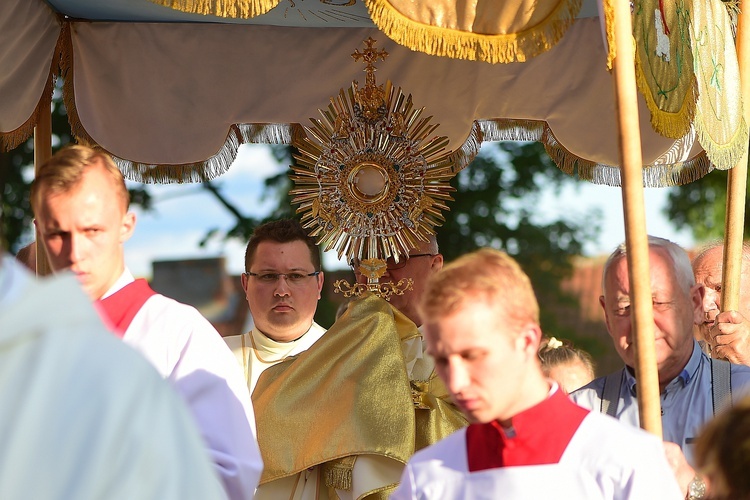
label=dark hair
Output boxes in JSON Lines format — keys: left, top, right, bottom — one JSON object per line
{"left": 695, "top": 396, "right": 750, "bottom": 499}
{"left": 244, "top": 219, "right": 320, "bottom": 272}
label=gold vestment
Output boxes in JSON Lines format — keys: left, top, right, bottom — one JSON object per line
{"left": 253, "top": 293, "right": 467, "bottom": 499}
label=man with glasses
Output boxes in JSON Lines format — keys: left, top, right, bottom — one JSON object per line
{"left": 224, "top": 218, "right": 328, "bottom": 499}
{"left": 351, "top": 236, "right": 442, "bottom": 328}
{"left": 225, "top": 218, "right": 326, "bottom": 392}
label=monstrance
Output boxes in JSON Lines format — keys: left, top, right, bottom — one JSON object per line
{"left": 290, "top": 38, "right": 456, "bottom": 300}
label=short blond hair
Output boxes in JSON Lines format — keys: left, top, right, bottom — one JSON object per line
{"left": 30, "top": 145, "right": 129, "bottom": 213}
{"left": 420, "top": 248, "right": 540, "bottom": 328}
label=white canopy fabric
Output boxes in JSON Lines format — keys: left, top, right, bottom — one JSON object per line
{"left": 0, "top": 0, "right": 737, "bottom": 185}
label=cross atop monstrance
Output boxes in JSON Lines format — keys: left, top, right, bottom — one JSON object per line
{"left": 352, "top": 37, "right": 388, "bottom": 88}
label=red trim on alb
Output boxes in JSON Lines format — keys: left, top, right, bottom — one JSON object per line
{"left": 95, "top": 279, "right": 156, "bottom": 338}
{"left": 466, "top": 389, "right": 589, "bottom": 471}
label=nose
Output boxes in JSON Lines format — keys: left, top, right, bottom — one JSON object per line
{"left": 273, "top": 276, "right": 292, "bottom": 297}
{"left": 66, "top": 232, "right": 83, "bottom": 265}
{"left": 445, "top": 358, "right": 470, "bottom": 396}
{"left": 702, "top": 288, "right": 720, "bottom": 320}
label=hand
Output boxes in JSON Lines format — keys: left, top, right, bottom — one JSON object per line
{"left": 708, "top": 310, "right": 750, "bottom": 365}
{"left": 662, "top": 441, "right": 694, "bottom": 496}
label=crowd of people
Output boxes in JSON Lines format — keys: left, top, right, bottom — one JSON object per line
{"left": 5, "top": 144, "right": 750, "bottom": 499}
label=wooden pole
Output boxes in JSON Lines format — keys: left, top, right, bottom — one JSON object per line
{"left": 721, "top": 1, "right": 750, "bottom": 314}
{"left": 34, "top": 107, "right": 53, "bottom": 277}
{"left": 612, "top": 0, "right": 663, "bottom": 436}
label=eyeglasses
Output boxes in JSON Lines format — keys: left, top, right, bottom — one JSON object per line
{"left": 350, "top": 253, "right": 436, "bottom": 272}
{"left": 244, "top": 271, "right": 320, "bottom": 285}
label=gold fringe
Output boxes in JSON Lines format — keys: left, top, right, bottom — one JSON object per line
{"left": 724, "top": 0, "right": 740, "bottom": 38}
{"left": 0, "top": 12, "right": 63, "bottom": 152}
{"left": 479, "top": 118, "right": 713, "bottom": 187}
{"left": 447, "top": 121, "right": 483, "bottom": 174}
{"left": 695, "top": 115, "right": 750, "bottom": 172}
{"left": 633, "top": 49, "right": 696, "bottom": 140}
{"left": 144, "top": 0, "right": 280, "bottom": 19}
{"left": 111, "top": 123, "right": 299, "bottom": 184}
{"left": 363, "top": 0, "right": 582, "bottom": 64}
{"left": 603, "top": 0, "right": 616, "bottom": 70}
{"left": 479, "top": 118, "right": 546, "bottom": 142}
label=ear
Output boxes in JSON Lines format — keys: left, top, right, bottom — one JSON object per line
{"left": 241, "top": 272, "right": 249, "bottom": 294}
{"left": 316, "top": 271, "right": 325, "bottom": 299}
{"left": 691, "top": 283, "right": 706, "bottom": 325}
{"left": 119, "top": 211, "right": 136, "bottom": 243}
{"left": 431, "top": 253, "right": 444, "bottom": 272}
{"left": 517, "top": 322, "right": 542, "bottom": 357}
{"left": 599, "top": 295, "right": 611, "bottom": 331}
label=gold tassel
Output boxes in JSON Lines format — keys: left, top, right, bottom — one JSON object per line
{"left": 603, "top": 0, "right": 616, "bottom": 70}
{"left": 144, "top": 0, "right": 280, "bottom": 19}
{"left": 363, "top": 0, "right": 583, "bottom": 64}
{"left": 322, "top": 456, "right": 356, "bottom": 491}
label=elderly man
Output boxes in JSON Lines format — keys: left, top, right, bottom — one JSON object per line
{"left": 571, "top": 236, "right": 750, "bottom": 499}
{"left": 352, "top": 235, "right": 444, "bottom": 328}
{"left": 392, "top": 248, "right": 681, "bottom": 499}
{"left": 0, "top": 249, "right": 227, "bottom": 500}
{"left": 30, "top": 144, "right": 262, "bottom": 500}
{"left": 251, "top": 234, "right": 466, "bottom": 499}
{"left": 350, "top": 235, "right": 444, "bottom": 383}
{"left": 692, "top": 243, "right": 750, "bottom": 365}
{"left": 224, "top": 219, "right": 326, "bottom": 393}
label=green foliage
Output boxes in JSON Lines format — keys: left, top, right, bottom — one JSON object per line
{"left": 440, "top": 142, "right": 602, "bottom": 344}
{"left": 666, "top": 169, "right": 749, "bottom": 242}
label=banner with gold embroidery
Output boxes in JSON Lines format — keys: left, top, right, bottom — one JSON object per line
{"left": 691, "top": 0, "right": 748, "bottom": 170}
{"left": 632, "top": 0, "right": 695, "bottom": 139}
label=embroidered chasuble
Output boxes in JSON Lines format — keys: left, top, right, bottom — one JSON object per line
{"left": 253, "top": 292, "right": 467, "bottom": 499}
{"left": 95, "top": 278, "right": 155, "bottom": 337}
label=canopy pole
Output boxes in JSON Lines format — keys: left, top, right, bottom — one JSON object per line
{"left": 33, "top": 108, "right": 53, "bottom": 277}
{"left": 612, "top": 0, "right": 663, "bottom": 436}
{"left": 721, "top": 0, "right": 750, "bottom": 314}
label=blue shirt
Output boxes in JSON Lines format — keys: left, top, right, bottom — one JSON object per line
{"left": 571, "top": 340, "right": 750, "bottom": 466}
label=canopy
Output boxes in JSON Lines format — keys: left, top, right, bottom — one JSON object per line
{"left": 3, "top": 0, "right": 741, "bottom": 185}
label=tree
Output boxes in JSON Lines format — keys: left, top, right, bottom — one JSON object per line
{"left": 665, "top": 169, "right": 748, "bottom": 242}
{"left": 440, "top": 142, "right": 605, "bottom": 356}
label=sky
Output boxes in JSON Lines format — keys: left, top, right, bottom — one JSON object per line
{"left": 123, "top": 144, "right": 695, "bottom": 279}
